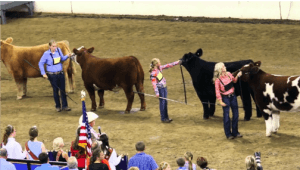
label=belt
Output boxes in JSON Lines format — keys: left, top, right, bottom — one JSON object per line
{"left": 157, "top": 83, "right": 167, "bottom": 89}
{"left": 222, "top": 93, "right": 235, "bottom": 97}
{"left": 47, "top": 71, "right": 64, "bottom": 75}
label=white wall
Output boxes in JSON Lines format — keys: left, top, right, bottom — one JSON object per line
{"left": 11, "top": 1, "right": 300, "bottom": 20}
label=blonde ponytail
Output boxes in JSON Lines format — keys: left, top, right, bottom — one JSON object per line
{"left": 184, "top": 152, "right": 194, "bottom": 170}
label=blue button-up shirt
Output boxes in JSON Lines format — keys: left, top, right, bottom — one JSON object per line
{"left": 34, "top": 163, "right": 60, "bottom": 170}
{"left": 128, "top": 152, "right": 158, "bottom": 170}
{"left": 38, "top": 48, "right": 69, "bottom": 76}
{"left": 0, "top": 158, "right": 17, "bottom": 170}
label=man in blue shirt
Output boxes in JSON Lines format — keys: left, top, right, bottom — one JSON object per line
{"left": 0, "top": 148, "right": 17, "bottom": 170}
{"left": 34, "top": 152, "right": 60, "bottom": 170}
{"left": 128, "top": 141, "right": 158, "bottom": 170}
{"left": 38, "top": 39, "right": 72, "bottom": 112}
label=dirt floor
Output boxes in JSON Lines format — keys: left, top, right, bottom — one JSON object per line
{"left": 1, "top": 13, "right": 300, "bottom": 169}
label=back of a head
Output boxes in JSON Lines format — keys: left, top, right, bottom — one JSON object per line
{"left": 197, "top": 157, "right": 208, "bottom": 169}
{"left": 128, "top": 167, "right": 140, "bottom": 170}
{"left": 159, "top": 161, "right": 170, "bottom": 170}
{"left": 176, "top": 157, "right": 185, "bottom": 167}
{"left": 135, "top": 141, "right": 145, "bottom": 152}
{"left": 38, "top": 152, "right": 49, "bottom": 164}
{"left": 245, "top": 155, "right": 257, "bottom": 170}
{"left": 29, "top": 126, "right": 38, "bottom": 141}
{"left": 0, "top": 148, "right": 8, "bottom": 158}
{"left": 53, "top": 137, "right": 64, "bottom": 151}
{"left": 67, "top": 156, "right": 78, "bottom": 169}
{"left": 90, "top": 148, "right": 102, "bottom": 164}
{"left": 184, "top": 152, "right": 193, "bottom": 170}
{"left": 100, "top": 134, "right": 110, "bottom": 151}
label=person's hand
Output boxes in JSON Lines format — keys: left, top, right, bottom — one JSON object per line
{"left": 43, "top": 74, "right": 48, "bottom": 79}
{"left": 67, "top": 53, "right": 72, "bottom": 57}
{"left": 237, "top": 71, "right": 242, "bottom": 77}
{"left": 220, "top": 101, "right": 226, "bottom": 107}
{"left": 156, "top": 94, "right": 159, "bottom": 98}
{"left": 178, "top": 60, "right": 182, "bottom": 65}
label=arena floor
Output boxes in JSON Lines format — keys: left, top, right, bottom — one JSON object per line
{"left": 1, "top": 14, "right": 300, "bottom": 169}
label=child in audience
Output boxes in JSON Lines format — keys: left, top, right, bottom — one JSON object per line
{"left": 176, "top": 157, "right": 187, "bottom": 170}
{"left": 184, "top": 152, "right": 196, "bottom": 170}
{"left": 158, "top": 161, "right": 171, "bottom": 170}
{"left": 196, "top": 157, "right": 216, "bottom": 170}
{"left": 1, "top": 125, "right": 27, "bottom": 159}
{"left": 52, "top": 137, "right": 69, "bottom": 162}
{"left": 26, "top": 126, "right": 47, "bottom": 160}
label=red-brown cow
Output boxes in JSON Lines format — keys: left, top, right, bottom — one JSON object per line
{"left": 72, "top": 46, "right": 146, "bottom": 113}
{"left": 239, "top": 61, "right": 300, "bottom": 137}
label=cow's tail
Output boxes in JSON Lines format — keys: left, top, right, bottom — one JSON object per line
{"left": 130, "top": 56, "right": 144, "bottom": 89}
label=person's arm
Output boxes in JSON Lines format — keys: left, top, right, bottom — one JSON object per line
{"left": 160, "top": 60, "right": 180, "bottom": 70}
{"left": 38, "top": 53, "right": 48, "bottom": 79}
{"left": 215, "top": 79, "right": 226, "bottom": 107}
{"left": 41, "top": 143, "right": 47, "bottom": 152}
{"left": 150, "top": 72, "right": 159, "bottom": 97}
{"left": 58, "top": 48, "right": 71, "bottom": 62}
{"left": 229, "top": 72, "right": 241, "bottom": 83}
{"left": 150, "top": 156, "right": 159, "bottom": 170}
{"left": 16, "top": 142, "right": 27, "bottom": 159}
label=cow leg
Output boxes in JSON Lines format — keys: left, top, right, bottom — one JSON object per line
{"left": 22, "top": 77, "right": 28, "bottom": 97}
{"left": 14, "top": 77, "right": 24, "bottom": 100}
{"left": 135, "top": 83, "right": 146, "bottom": 111}
{"left": 64, "top": 72, "right": 71, "bottom": 93}
{"left": 97, "top": 89, "right": 105, "bottom": 108}
{"left": 272, "top": 111, "right": 280, "bottom": 133}
{"left": 124, "top": 86, "right": 134, "bottom": 113}
{"left": 208, "top": 95, "right": 216, "bottom": 117}
{"left": 249, "top": 88, "right": 262, "bottom": 117}
{"left": 240, "top": 83, "right": 252, "bottom": 120}
{"left": 199, "top": 96, "right": 210, "bottom": 119}
{"left": 263, "top": 109, "right": 273, "bottom": 137}
{"left": 85, "top": 84, "right": 97, "bottom": 111}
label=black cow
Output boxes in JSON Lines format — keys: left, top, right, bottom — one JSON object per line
{"left": 180, "top": 48, "right": 261, "bottom": 119}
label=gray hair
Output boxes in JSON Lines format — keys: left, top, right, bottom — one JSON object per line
{"left": 0, "top": 148, "right": 8, "bottom": 157}
{"left": 67, "top": 156, "right": 78, "bottom": 169}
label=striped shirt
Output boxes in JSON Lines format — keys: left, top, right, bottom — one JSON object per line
{"left": 214, "top": 72, "right": 238, "bottom": 100}
{"left": 128, "top": 152, "right": 158, "bottom": 170}
{"left": 150, "top": 61, "right": 180, "bottom": 96}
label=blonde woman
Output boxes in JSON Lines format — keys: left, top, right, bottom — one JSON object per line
{"left": 158, "top": 161, "right": 171, "bottom": 170}
{"left": 184, "top": 152, "right": 196, "bottom": 170}
{"left": 213, "top": 62, "right": 242, "bottom": 139}
{"left": 149, "top": 58, "right": 181, "bottom": 123}
{"left": 52, "top": 137, "right": 69, "bottom": 162}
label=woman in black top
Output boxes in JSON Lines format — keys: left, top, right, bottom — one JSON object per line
{"left": 89, "top": 148, "right": 109, "bottom": 170}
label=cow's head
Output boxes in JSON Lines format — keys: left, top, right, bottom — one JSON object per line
{"left": 71, "top": 46, "right": 94, "bottom": 64}
{"left": 239, "top": 61, "right": 261, "bottom": 82}
{"left": 180, "top": 48, "right": 203, "bottom": 66}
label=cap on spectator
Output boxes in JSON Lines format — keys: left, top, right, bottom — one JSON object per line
{"left": 78, "top": 112, "right": 99, "bottom": 125}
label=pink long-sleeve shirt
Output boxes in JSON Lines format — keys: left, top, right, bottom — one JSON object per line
{"left": 150, "top": 61, "right": 180, "bottom": 96}
{"left": 214, "top": 72, "right": 238, "bottom": 100}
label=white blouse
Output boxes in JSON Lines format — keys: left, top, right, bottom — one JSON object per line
{"left": 3, "top": 138, "right": 27, "bottom": 159}
{"left": 106, "top": 146, "right": 122, "bottom": 170}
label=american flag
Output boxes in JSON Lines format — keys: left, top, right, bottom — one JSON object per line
{"left": 78, "top": 100, "right": 92, "bottom": 157}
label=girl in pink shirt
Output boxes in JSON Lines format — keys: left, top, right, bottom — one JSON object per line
{"left": 149, "top": 58, "right": 181, "bottom": 123}
{"left": 213, "top": 62, "right": 242, "bottom": 139}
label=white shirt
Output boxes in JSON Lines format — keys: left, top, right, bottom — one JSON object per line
{"left": 3, "top": 138, "right": 27, "bottom": 159}
{"left": 105, "top": 147, "right": 122, "bottom": 170}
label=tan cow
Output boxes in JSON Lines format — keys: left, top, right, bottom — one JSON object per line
{"left": 1, "top": 37, "right": 76, "bottom": 99}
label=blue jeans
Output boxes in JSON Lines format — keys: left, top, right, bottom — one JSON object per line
{"left": 158, "top": 87, "right": 169, "bottom": 121}
{"left": 47, "top": 73, "right": 68, "bottom": 109}
{"left": 222, "top": 94, "right": 239, "bottom": 138}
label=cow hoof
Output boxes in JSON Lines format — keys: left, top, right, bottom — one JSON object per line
{"left": 124, "top": 111, "right": 130, "bottom": 114}
{"left": 16, "top": 96, "right": 23, "bottom": 100}
{"left": 98, "top": 105, "right": 104, "bottom": 108}
{"left": 140, "top": 108, "right": 146, "bottom": 111}
{"left": 91, "top": 108, "right": 96, "bottom": 111}
{"left": 266, "top": 133, "right": 272, "bottom": 137}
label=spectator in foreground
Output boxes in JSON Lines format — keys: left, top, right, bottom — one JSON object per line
{"left": 67, "top": 156, "right": 79, "bottom": 170}
{"left": 0, "top": 148, "right": 17, "bottom": 170}
{"left": 26, "top": 126, "right": 47, "bottom": 160}
{"left": 70, "top": 127, "right": 87, "bottom": 170}
{"left": 196, "top": 157, "right": 216, "bottom": 170}
{"left": 176, "top": 157, "right": 187, "bottom": 170}
{"left": 128, "top": 141, "right": 158, "bottom": 170}
{"left": 52, "top": 137, "right": 68, "bottom": 162}
{"left": 184, "top": 152, "right": 196, "bottom": 170}
{"left": 158, "top": 161, "right": 171, "bottom": 170}
{"left": 245, "top": 152, "right": 263, "bottom": 170}
{"left": 1, "top": 125, "right": 27, "bottom": 159}
{"left": 89, "top": 148, "right": 109, "bottom": 170}
{"left": 128, "top": 167, "right": 140, "bottom": 170}
{"left": 34, "top": 152, "right": 59, "bottom": 170}
{"left": 100, "top": 134, "right": 123, "bottom": 170}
